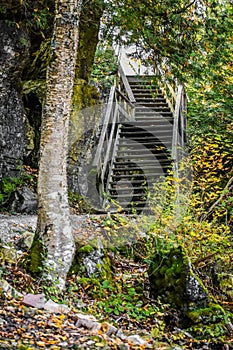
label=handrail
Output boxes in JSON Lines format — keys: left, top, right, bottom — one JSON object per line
{"left": 155, "top": 62, "right": 187, "bottom": 172}
{"left": 155, "top": 63, "right": 177, "bottom": 113}
{"left": 101, "top": 104, "right": 119, "bottom": 179}
{"left": 172, "top": 84, "right": 187, "bottom": 175}
{"left": 93, "top": 86, "right": 116, "bottom": 167}
{"left": 115, "top": 87, "right": 135, "bottom": 107}
{"left": 118, "top": 63, "right": 136, "bottom": 103}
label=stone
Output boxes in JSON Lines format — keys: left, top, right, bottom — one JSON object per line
{"left": 75, "top": 313, "right": 101, "bottom": 332}
{"left": 118, "top": 344, "right": 130, "bottom": 350}
{"left": 22, "top": 294, "right": 70, "bottom": 314}
{"left": 43, "top": 299, "right": 70, "bottom": 314}
{"left": 82, "top": 239, "right": 104, "bottom": 276}
{"left": 9, "top": 187, "right": 38, "bottom": 214}
{"left": 74, "top": 238, "right": 113, "bottom": 279}
{"left": 148, "top": 239, "right": 208, "bottom": 311}
{"left": 101, "top": 322, "right": 118, "bottom": 336}
{"left": 68, "top": 82, "right": 102, "bottom": 198}
{"left": 127, "top": 334, "right": 147, "bottom": 345}
{"left": 16, "top": 230, "right": 34, "bottom": 251}
{"left": 22, "top": 293, "right": 46, "bottom": 309}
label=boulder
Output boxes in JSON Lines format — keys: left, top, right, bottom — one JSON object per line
{"left": 9, "top": 187, "right": 38, "bottom": 214}
{"left": 148, "top": 239, "right": 208, "bottom": 312}
{"left": 72, "top": 238, "right": 113, "bottom": 280}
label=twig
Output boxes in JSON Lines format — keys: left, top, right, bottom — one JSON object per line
{"left": 193, "top": 252, "right": 216, "bottom": 266}
{"left": 201, "top": 174, "right": 233, "bottom": 220}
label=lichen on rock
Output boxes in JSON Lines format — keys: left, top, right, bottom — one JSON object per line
{"left": 71, "top": 238, "right": 113, "bottom": 280}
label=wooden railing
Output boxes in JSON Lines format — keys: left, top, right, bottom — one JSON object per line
{"left": 154, "top": 63, "right": 178, "bottom": 113}
{"left": 171, "top": 84, "right": 187, "bottom": 175}
{"left": 118, "top": 63, "right": 136, "bottom": 104}
{"left": 154, "top": 62, "right": 187, "bottom": 170}
{"left": 92, "top": 66, "right": 136, "bottom": 206}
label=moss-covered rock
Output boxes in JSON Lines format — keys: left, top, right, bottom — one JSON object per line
{"left": 186, "top": 304, "right": 230, "bottom": 340}
{"left": 148, "top": 238, "right": 208, "bottom": 311}
{"left": 187, "top": 303, "right": 225, "bottom": 324}
{"left": 71, "top": 239, "right": 113, "bottom": 281}
{"left": 68, "top": 79, "right": 102, "bottom": 197}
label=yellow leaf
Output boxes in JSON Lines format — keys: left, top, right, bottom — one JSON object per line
{"left": 36, "top": 342, "right": 46, "bottom": 347}
{"left": 95, "top": 343, "right": 106, "bottom": 347}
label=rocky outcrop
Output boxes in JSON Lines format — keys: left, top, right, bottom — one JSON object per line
{"left": 0, "top": 20, "right": 29, "bottom": 179}
{"left": 148, "top": 239, "right": 209, "bottom": 312}
{"left": 68, "top": 81, "right": 102, "bottom": 197}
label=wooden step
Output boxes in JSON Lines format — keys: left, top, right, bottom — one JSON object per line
{"left": 135, "top": 112, "right": 173, "bottom": 118}
{"left": 123, "top": 119, "right": 173, "bottom": 126}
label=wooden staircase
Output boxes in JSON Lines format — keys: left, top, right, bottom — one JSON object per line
{"left": 108, "top": 77, "right": 173, "bottom": 212}
{"left": 92, "top": 65, "right": 187, "bottom": 214}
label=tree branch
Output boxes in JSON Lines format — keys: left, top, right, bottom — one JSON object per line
{"left": 171, "top": 0, "right": 197, "bottom": 16}
{"left": 201, "top": 174, "right": 233, "bottom": 220}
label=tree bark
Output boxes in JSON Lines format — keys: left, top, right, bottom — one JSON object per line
{"left": 29, "top": 0, "right": 82, "bottom": 290}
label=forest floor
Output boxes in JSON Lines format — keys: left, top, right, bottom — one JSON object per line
{"left": 0, "top": 214, "right": 233, "bottom": 350}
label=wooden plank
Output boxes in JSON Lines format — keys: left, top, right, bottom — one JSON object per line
{"left": 115, "top": 87, "right": 135, "bottom": 107}
{"left": 172, "top": 85, "right": 183, "bottom": 172}
{"left": 93, "top": 86, "right": 116, "bottom": 166}
{"left": 101, "top": 104, "right": 119, "bottom": 179}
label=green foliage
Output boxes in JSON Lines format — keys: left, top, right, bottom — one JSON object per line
{"left": 91, "top": 44, "right": 118, "bottom": 95}
{"left": 68, "top": 192, "right": 93, "bottom": 214}
{"left": 24, "top": 1, "right": 55, "bottom": 38}
{"left": 0, "top": 167, "right": 37, "bottom": 211}
{"left": 0, "top": 177, "right": 24, "bottom": 209}
{"left": 75, "top": 276, "right": 160, "bottom": 322}
{"left": 25, "top": 39, "right": 51, "bottom": 79}
{"left": 190, "top": 133, "right": 233, "bottom": 226}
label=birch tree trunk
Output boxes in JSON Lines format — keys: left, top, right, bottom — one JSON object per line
{"left": 29, "top": 0, "right": 82, "bottom": 290}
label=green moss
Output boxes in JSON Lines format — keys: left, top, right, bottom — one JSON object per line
{"left": 100, "top": 253, "right": 112, "bottom": 281}
{"left": 187, "top": 303, "right": 226, "bottom": 324}
{"left": 70, "top": 238, "right": 113, "bottom": 281}
{"left": 149, "top": 240, "right": 190, "bottom": 308}
{"left": 75, "top": 3, "right": 103, "bottom": 82}
{"left": 148, "top": 237, "right": 210, "bottom": 314}
{"left": 78, "top": 245, "right": 94, "bottom": 254}
{"left": 69, "top": 80, "right": 101, "bottom": 165}
{"left": 26, "top": 234, "right": 44, "bottom": 275}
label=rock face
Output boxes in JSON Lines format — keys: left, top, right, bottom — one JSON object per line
{"left": 9, "top": 187, "right": 38, "bottom": 214}
{"left": 68, "top": 81, "right": 102, "bottom": 198}
{"left": 0, "top": 20, "right": 29, "bottom": 179}
{"left": 149, "top": 240, "right": 208, "bottom": 312}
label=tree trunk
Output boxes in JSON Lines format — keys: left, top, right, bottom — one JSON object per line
{"left": 29, "top": 0, "right": 82, "bottom": 290}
